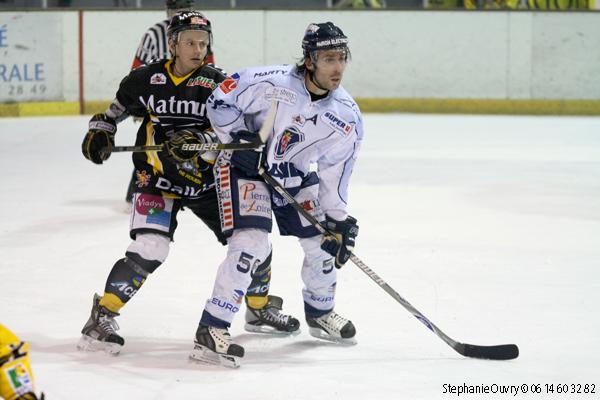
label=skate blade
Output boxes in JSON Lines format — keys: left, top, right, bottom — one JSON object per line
{"left": 189, "top": 344, "right": 241, "bottom": 369}
{"left": 77, "top": 335, "right": 122, "bottom": 355}
{"left": 308, "top": 327, "right": 357, "bottom": 346}
{"left": 244, "top": 323, "right": 301, "bottom": 336}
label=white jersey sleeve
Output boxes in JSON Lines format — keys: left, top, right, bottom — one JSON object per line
{"left": 206, "top": 66, "right": 288, "bottom": 143}
{"left": 318, "top": 111, "right": 363, "bottom": 221}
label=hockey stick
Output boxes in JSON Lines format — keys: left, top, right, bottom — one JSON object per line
{"left": 258, "top": 170, "right": 519, "bottom": 361}
{"left": 108, "top": 97, "right": 277, "bottom": 155}
{"left": 109, "top": 141, "right": 262, "bottom": 154}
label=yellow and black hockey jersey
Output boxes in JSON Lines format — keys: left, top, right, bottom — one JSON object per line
{"left": 108, "top": 59, "right": 226, "bottom": 199}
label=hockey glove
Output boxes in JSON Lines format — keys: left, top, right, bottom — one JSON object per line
{"left": 164, "top": 128, "right": 216, "bottom": 163}
{"left": 320, "top": 215, "right": 359, "bottom": 269}
{"left": 82, "top": 113, "right": 116, "bottom": 165}
{"left": 229, "top": 130, "right": 264, "bottom": 177}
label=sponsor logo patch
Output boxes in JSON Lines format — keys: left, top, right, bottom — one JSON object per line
{"left": 135, "top": 170, "right": 151, "bottom": 188}
{"left": 6, "top": 362, "right": 33, "bottom": 396}
{"left": 135, "top": 194, "right": 165, "bottom": 215}
{"left": 150, "top": 73, "right": 167, "bottom": 85}
{"left": 218, "top": 73, "right": 239, "bottom": 94}
{"left": 274, "top": 127, "right": 304, "bottom": 159}
{"left": 210, "top": 297, "right": 239, "bottom": 313}
{"left": 135, "top": 194, "right": 170, "bottom": 227}
{"left": 238, "top": 180, "right": 271, "bottom": 218}
{"left": 265, "top": 86, "right": 297, "bottom": 105}
{"left": 321, "top": 111, "right": 354, "bottom": 136}
{"left": 187, "top": 76, "right": 217, "bottom": 89}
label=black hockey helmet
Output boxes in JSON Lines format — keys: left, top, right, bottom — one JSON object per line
{"left": 302, "top": 22, "right": 349, "bottom": 59}
{"left": 167, "top": 10, "right": 212, "bottom": 42}
{"left": 166, "top": 0, "right": 194, "bottom": 9}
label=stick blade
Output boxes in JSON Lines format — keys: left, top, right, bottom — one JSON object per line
{"left": 456, "top": 343, "right": 519, "bottom": 360}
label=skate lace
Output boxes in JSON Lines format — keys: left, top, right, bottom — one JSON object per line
{"left": 210, "top": 327, "right": 232, "bottom": 350}
{"left": 262, "top": 307, "right": 290, "bottom": 326}
{"left": 324, "top": 311, "right": 348, "bottom": 331}
{"left": 98, "top": 314, "right": 120, "bottom": 335}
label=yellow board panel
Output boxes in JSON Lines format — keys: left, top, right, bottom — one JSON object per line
{"left": 2, "top": 99, "right": 600, "bottom": 117}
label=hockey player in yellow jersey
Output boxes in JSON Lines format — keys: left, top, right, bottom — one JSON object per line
{"left": 0, "top": 324, "right": 43, "bottom": 400}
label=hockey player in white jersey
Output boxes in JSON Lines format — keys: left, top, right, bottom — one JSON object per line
{"left": 191, "top": 22, "right": 363, "bottom": 367}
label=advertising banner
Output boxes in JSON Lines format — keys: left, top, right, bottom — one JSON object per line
{"left": 0, "top": 13, "right": 63, "bottom": 102}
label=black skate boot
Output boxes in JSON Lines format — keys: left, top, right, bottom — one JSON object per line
{"left": 77, "top": 293, "right": 125, "bottom": 355}
{"left": 245, "top": 295, "right": 300, "bottom": 335}
{"left": 190, "top": 324, "right": 244, "bottom": 368}
{"left": 306, "top": 310, "right": 357, "bottom": 345}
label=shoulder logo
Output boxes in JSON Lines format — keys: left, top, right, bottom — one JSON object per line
{"left": 150, "top": 73, "right": 167, "bottom": 85}
{"left": 275, "top": 126, "right": 304, "bottom": 159}
{"left": 321, "top": 111, "right": 354, "bottom": 136}
{"left": 218, "top": 73, "right": 240, "bottom": 94}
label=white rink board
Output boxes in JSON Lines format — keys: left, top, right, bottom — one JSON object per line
{"left": 1, "top": 10, "right": 600, "bottom": 102}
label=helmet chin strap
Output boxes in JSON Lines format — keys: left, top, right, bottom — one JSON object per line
{"left": 307, "top": 61, "right": 329, "bottom": 94}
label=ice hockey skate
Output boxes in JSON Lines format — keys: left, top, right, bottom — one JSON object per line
{"left": 306, "top": 310, "right": 357, "bottom": 345}
{"left": 189, "top": 324, "right": 244, "bottom": 368}
{"left": 77, "top": 293, "right": 125, "bottom": 355}
{"left": 244, "top": 295, "right": 300, "bottom": 335}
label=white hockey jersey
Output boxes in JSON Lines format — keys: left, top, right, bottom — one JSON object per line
{"left": 207, "top": 64, "right": 363, "bottom": 221}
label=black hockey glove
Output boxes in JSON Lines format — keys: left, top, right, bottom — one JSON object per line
{"left": 82, "top": 113, "right": 116, "bottom": 165}
{"left": 229, "top": 130, "right": 264, "bottom": 177}
{"left": 320, "top": 215, "right": 359, "bottom": 269}
{"left": 164, "top": 128, "right": 215, "bottom": 163}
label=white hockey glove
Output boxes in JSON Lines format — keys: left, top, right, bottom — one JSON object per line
{"left": 320, "top": 215, "right": 359, "bottom": 269}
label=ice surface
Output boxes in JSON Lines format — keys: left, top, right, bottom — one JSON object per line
{"left": 1, "top": 114, "right": 599, "bottom": 399}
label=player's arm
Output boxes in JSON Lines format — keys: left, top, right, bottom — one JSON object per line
{"left": 318, "top": 115, "right": 364, "bottom": 268}
{"left": 81, "top": 73, "right": 141, "bottom": 165}
{"left": 206, "top": 70, "right": 272, "bottom": 143}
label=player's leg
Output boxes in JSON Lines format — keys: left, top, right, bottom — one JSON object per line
{"left": 78, "top": 193, "right": 180, "bottom": 354}
{"left": 189, "top": 163, "right": 272, "bottom": 367}
{"left": 184, "top": 190, "right": 299, "bottom": 335}
{"left": 271, "top": 175, "right": 356, "bottom": 344}
{"left": 300, "top": 236, "right": 356, "bottom": 344}
{"left": 191, "top": 228, "right": 271, "bottom": 368}
{"left": 244, "top": 252, "right": 300, "bottom": 334}
{"left": 299, "top": 236, "right": 357, "bottom": 344}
